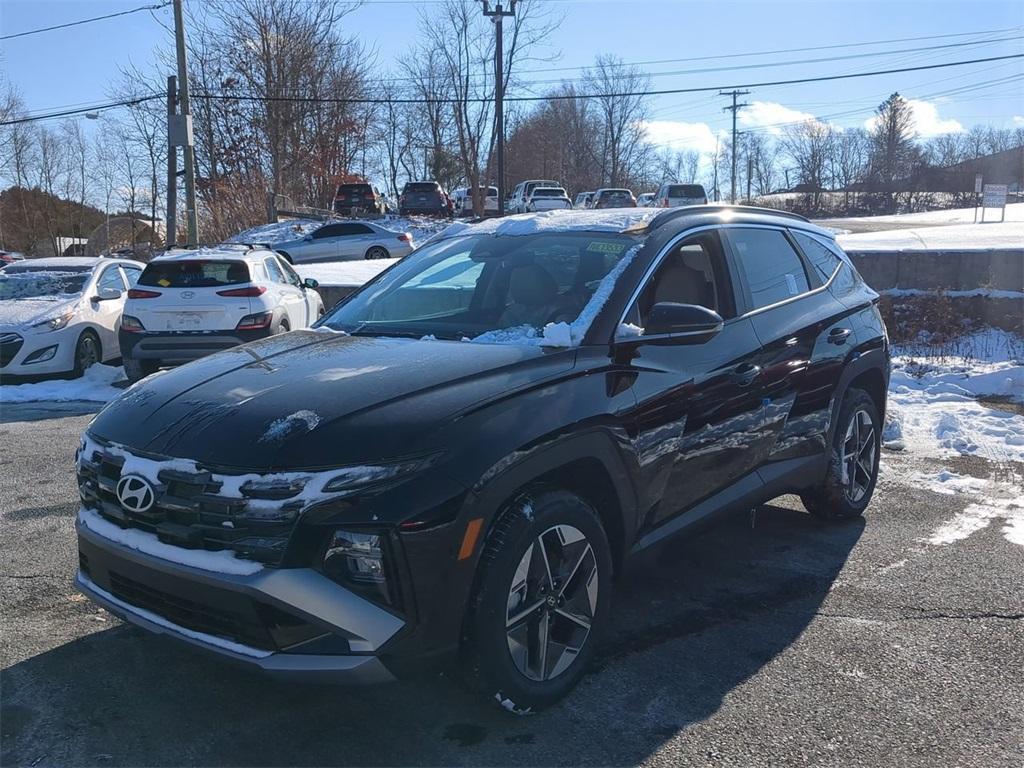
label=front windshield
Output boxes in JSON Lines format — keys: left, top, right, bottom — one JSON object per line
{"left": 320, "top": 231, "right": 641, "bottom": 342}
{"left": 0, "top": 271, "right": 89, "bottom": 300}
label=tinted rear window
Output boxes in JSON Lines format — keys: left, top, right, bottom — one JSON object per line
{"left": 726, "top": 228, "right": 810, "bottom": 309}
{"left": 404, "top": 183, "right": 439, "bottom": 193}
{"left": 600, "top": 190, "right": 632, "bottom": 200}
{"left": 336, "top": 184, "right": 373, "bottom": 196}
{"left": 139, "top": 260, "right": 250, "bottom": 288}
{"left": 666, "top": 185, "right": 706, "bottom": 198}
{"left": 533, "top": 188, "right": 566, "bottom": 197}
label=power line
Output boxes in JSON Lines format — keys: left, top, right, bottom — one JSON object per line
{"left": 0, "top": 2, "right": 171, "bottom": 41}
{"left": 3, "top": 52, "right": 1021, "bottom": 125}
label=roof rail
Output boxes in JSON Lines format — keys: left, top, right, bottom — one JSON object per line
{"left": 648, "top": 204, "right": 810, "bottom": 231}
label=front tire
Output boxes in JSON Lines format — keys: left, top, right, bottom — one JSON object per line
{"left": 466, "top": 488, "right": 611, "bottom": 714}
{"left": 70, "top": 330, "right": 101, "bottom": 379}
{"left": 802, "top": 387, "right": 881, "bottom": 520}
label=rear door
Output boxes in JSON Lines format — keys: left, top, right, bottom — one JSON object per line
{"left": 723, "top": 226, "right": 850, "bottom": 467}
{"left": 278, "top": 256, "right": 319, "bottom": 325}
{"left": 133, "top": 260, "right": 253, "bottom": 331}
{"left": 263, "top": 255, "right": 306, "bottom": 328}
{"left": 622, "top": 228, "right": 768, "bottom": 528}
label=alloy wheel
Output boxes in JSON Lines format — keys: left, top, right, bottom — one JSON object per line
{"left": 505, "top": 524, "right": 599, "bottom": 682}
{"left": 77, "top": 335, "right": 99, "bottom": 371}
{"left": 840, "top": 408, "right": 876, "bottom": 503}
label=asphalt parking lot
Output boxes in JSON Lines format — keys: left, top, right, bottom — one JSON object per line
{"left": 1, "top": 403, "right": 1022, "bottom": 767}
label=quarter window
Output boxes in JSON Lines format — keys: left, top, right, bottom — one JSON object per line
{"left": 792, "top": 231, "right": 842, "bottom": 283}
{"left": 726, "top": 228, "right": 810, "bottom": 310}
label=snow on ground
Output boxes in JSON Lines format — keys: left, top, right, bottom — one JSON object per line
{"left": 229, "top": 215, "right": 451, "bottom": 247}
{"left": 837, "top": 220, "right": 1023, "bottom": 251}
{"left": 838, "top": 202, "right": 1024, "bottom": 227}
{"left": 883, "top": 329, "right": 1024, "bottom": 463}
{"left": 295, "top": 259, "right": 397, "bottom": 287}
{"left": 0, "top": 363, "right": 125, "bottom": 404}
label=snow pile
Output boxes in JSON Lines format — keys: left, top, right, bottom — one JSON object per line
{"left": 837, "top": 220, "right": 1023, "bottom": 251}
{"left": 470, "top": 243, "right": 643, "bottom": 347}
{"left": 914, "top": 470, "right": 1024, "bottom": 548}
{"left": 836, "top": 202, "right": 1024, "bottom": 227}
{"left": 295, "top": 259, "right": 397, "bottom": 287}
{"left": 884, "top": 330, "right": 1024, "bottom": 462}
{"left": 0, "top": 363, "right": 125, "bottom": 404}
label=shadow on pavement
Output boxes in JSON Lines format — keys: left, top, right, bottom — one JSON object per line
{"left": 0, "top": 401, "right": 105, "bottom": 423}
{"left": 1, "top": 502, "right": 863, "bottom": 767}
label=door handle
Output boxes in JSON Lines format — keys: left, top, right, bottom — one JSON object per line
{"left": 828, "top": 327, "right": 853, "bottom": 345}
{"left": 730, "top": 363, "right": 761, "bottom": 386}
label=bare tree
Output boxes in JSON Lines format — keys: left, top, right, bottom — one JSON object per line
{"left": 830, "top": 127, "right": 869, "bottom": 212}
{"left": 583, "top": 54, "right": 650, "bottom": 188}
{"left": 780, "top": 119, "right": 835, "bottom": 213}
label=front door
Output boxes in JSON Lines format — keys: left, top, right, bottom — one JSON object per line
{"left": 621, "top": 229, "right": 768, "bottom": 529}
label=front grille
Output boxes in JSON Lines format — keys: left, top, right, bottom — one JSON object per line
{"left": 0, "top": 332, "right": 24, "bottom": 367}
{"left": 77, "top": 441, "right": 301, "bottom": 566}
{"left": 107, "top": 570, "right": 276, "bottom": 650}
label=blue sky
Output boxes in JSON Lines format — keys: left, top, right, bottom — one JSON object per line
{"left": 1, "top": 0, "right": 1022, "bottom": 153}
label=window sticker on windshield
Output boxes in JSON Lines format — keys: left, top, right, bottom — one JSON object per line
{"left": 785, "top": 273, "right": 799, "bottom": 295}
{"left": 587, "top": 241, "right": 626, "bottom": 254}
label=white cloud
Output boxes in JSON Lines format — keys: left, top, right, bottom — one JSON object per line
{"left": 641, "top": 120, "right": 721, "bottom": 154}
{"left": 1013, "top": 115, "right": 1024, "bottom": 126}
{"left": 738, "top": 101, "right": 818, "bottom": 135}
{"left": 863, "top": 99, "right": 964, "bottom": 137}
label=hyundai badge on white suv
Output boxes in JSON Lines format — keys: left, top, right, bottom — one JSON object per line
{"left": 119, "top": 245, "right": 324, "bottom": 382}
{"left": 0, "top": 257, "right": 144, "bottom": 379}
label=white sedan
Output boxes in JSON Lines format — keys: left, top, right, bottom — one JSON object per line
{"left": 274, "top": 221, "right": 415, "bottom": 264}
{"left": 0, "top": 257, "right": 144, "bottom": 378}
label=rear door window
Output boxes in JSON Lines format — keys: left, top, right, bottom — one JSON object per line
{"left": 263, "top": 257, "right": 288, "bottom": 284}
{"left": 724, "top": 228, "right": 810, "bottom": 310}
{"left": 139, "top": 260, "right": 250, "bottom": 287}
{"left": 315, "top": 223, "right": 370, "bottom": 238}
{"left": 666, "top": 185, "right": 706, "bottom": 199}
{"left": 98, "top": 266, "right": 127, "bottom": 293}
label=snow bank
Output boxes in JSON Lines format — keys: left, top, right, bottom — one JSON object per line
{"left": 835, "top": 202, "right": 1024, "bottom": 227}
{"left": 295, "top": 259, "right": 397, "bottom": 287}
{"left": 0, "top": 363, "right": 125, "bottom": 403}
{"left": 837, "top": 220, "right": 1023, "bottom": 251}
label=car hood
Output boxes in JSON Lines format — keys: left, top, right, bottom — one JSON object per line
{"left": 0, "top": 296, "right": 79, "bottom": 331}
{"left": 89, "top": 330, "right": 576, "bottom": 471}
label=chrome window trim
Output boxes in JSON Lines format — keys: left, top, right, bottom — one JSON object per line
{"left": 613, "top": 222, "right": 843, "bottom": 341}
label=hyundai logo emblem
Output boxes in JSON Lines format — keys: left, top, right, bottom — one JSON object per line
{"left": 180, "top": 291, "right": 195, "bottom": 299}
{"left": 115, "top": 474, "right": 156, "bottom": 513}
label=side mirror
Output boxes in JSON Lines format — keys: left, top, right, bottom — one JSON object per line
{"left": 643, "top": 302, "right": 723, "bottom": 342}
{"left": 303, "top": 277, "right": 319, "bottom": 290}
{"left": 94, "top": 287, "right": 122, "bottom": 301}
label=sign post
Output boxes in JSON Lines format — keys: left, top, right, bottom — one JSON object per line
{"left": 981, "top": 184, "right": 1008, "bottom": 224}
{"left": 973, "top": 174, "right": 983, "bottom": 223}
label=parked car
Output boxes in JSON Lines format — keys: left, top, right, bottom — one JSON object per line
{"left": 652, "top": 183, "right": 708, "bottom": 208}
{"left": 0, "top": 256, "right": 144, "bottom": 378}
{"left": 118, "top": 245, "right": 324, "bottom": 382}
{"left": 333, "top": 183, "right": 387, "bottom": 216}
{"left": 74, "top": 205, "right": 888, "bottom": 714}
{"left": 454, "top": 185, "right": 500, "bottom": 217}
{"left": 0, "top": 250, "right": 26, "bottom": 265}
{"left": 509, "top": 179, "right": 561, "bottom": 213}
{"left": 275, "top": 221, "right": 415, "bottom": 264}
{"left": 399, "top": 181, "right": 450, "bottom": 218}
{"left": 525, "top": 186, "right": 573, "bottom": 211}
{"left": 573, "top": 191, "right": 594, "bottom": 209}
{"left": 636, "top": 192, "right": 656, "bottom": 207}
{"left": 592, "top": 188, "right": 637, "bottom": 208}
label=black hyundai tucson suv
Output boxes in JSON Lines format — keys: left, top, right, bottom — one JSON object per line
{"left": 75, "top": 206, "right": 889, "bottom": 713}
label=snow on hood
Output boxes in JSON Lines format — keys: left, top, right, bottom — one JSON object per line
{"left": 438, "top": 209, "right": 660, "bottom": 240}
{"left": 0, "top": 295, "right": 79, "bottom": 329}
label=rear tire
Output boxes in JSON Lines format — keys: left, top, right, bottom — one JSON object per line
{"left": 801, "top": 387, "right": 881, "bottom": 520}
{"left": 465, "top": 488, "right": 612, "bottom": 714}
{"left": 70, "top": 330, "right": 101, "bottom": 379}
{"left": 275, "top": 317, "right": 290, "bottom": 335}
{"left": 123, "top": 355, "right": 159, "bottom": 384}
{"left": 365, "top": 246, "right": 390, "bottom": 260}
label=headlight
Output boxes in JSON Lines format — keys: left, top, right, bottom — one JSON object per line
{"left": 323, "top": 456, "right": 436, "bottom": 494}
{"left": 31, "top": 310, "right": 74, "bottom": 331}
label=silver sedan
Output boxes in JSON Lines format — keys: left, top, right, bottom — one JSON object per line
{"left": 275, "top": 221, "right": 416, "bottom": 264}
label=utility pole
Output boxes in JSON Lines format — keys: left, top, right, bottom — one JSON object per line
{"left": 171, "top": 0, "right": 198, "bottom": 245}
{"left": 719, "top": 89, "right": 750, "bottom": 204}
{"left": 482, "top": 1, "right": 516, "bottom": 217}
{"left": 746, "top": 142, "right": 753, "bottom": 203}
{"left": 166, "top": 76, "right": 178, "bottom": 247}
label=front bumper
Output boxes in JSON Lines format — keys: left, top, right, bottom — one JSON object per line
{"left": 119, "top": 328, "right": 272, "bottom": 363}
{"left": 76, "top": 516, "right": 404, "bottom": 683}
{"left": 0, "top": 326, "right": 79, "bottom": 376}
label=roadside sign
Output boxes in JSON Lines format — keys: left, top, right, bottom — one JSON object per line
{"left": 981, "top": 183, "right": 1008, "bottom": 223}
{"left": 974, "top": 174, "right": 983, "bottom": 194}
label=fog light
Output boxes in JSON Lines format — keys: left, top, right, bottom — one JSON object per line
{"left": 23, "top": 345, "right": 58, "bottom": 364}
{"left": 323, "top": 530, "right": 385, "bottom": 584}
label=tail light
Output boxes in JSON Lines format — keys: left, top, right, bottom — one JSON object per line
{"left": 236, "top": 311, "right": 273, "bottom": 330}
{"left": 127, "top": 289, "right": 161, "bottom": 299}
{"left": 397, "top": 233, "right": 411, "bottom": 242}
{"left": 121, "top": 315, "right": 145, "bottom": 332}
{"left": 217, "top": 286, "right": 266, "bottom": 297}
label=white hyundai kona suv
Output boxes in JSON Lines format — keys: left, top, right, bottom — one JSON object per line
{"left": 119, "top": 245, "right": 324, "bottom": 382}
{"left": 0, "top": 256, "right": 145, "bottom": 379}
